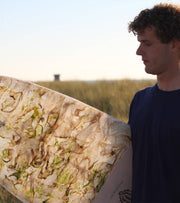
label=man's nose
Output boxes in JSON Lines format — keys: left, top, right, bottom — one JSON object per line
{"left": 136, "top": 45, "right": 143, "bottom": 55}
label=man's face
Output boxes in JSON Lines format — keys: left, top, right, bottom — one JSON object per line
{"left": 136, "top": 27, "right": 173, "bottom": 76}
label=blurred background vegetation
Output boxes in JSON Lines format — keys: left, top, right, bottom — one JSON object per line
{"left": 0, "top": 185, "right": 22, "bottom": 203}
{"left": 37, "top": 80, "right": 155, "bottom": 123}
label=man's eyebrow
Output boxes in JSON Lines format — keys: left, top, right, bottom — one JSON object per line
{"left": 138, "top": 39, "right": 152, "bottom": 43}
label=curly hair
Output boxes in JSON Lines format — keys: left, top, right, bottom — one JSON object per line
{"left": 128, "top": 4, "right": 180, "bottom": 43}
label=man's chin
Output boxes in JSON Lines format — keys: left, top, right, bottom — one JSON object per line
{"left": 145, "top": 67, "right": 156, "bottom": 75}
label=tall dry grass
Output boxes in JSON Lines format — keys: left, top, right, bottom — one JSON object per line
{"left": 37, "top": 80, "right": 155, "bottom": 123}
{"left": 0, "top": 185, "right": 22, "bottom": 203}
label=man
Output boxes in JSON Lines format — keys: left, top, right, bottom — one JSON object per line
{"left": 128, "top": 4, "right": 180, "bottom": 203}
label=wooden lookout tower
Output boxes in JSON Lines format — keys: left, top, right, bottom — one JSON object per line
{"left": 54, "top": 74, "right": 60, "bottom": 81}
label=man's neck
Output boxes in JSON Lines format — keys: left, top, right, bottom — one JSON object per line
{"left": 157, "top": 68, "right": 180, "bottom": 91}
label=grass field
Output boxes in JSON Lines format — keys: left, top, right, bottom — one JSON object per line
{"left": 0, "top": 185, "right": 22, "bottom": 203}
{"left": 37, "top": 80, "right": 156, "bottom": 123}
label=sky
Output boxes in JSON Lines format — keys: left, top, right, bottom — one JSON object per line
{"left": 1, "top": 0, "right": 180, "bottom": 82}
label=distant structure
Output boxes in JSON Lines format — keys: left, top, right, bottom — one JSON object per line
{"left": 54, "top": 74, "right": 60, "bottom": 81}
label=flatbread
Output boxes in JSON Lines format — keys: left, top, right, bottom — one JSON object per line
{"left": 0, "top": 76, "right": 131, "bottom": 203}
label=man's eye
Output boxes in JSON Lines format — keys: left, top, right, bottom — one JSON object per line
{"left": 145, "top": 43, "right": 151, "bottom": 46}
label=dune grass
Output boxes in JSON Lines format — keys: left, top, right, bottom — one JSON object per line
{"left": 0, "top": 185, "right": 22, "bottom": 203}
{"left": 37, "top": 80, "right": 155, "bottom": 123}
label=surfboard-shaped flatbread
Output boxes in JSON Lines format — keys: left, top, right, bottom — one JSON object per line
{"left": 0, "top": 76, "right": 131, "bottom": 203}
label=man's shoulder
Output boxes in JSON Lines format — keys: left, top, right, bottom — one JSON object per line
{"left": 135, "top": 84, "right": 156, "bottom": 98}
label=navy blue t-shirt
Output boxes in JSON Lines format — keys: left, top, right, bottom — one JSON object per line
{"left": 129, "top": 84, "right": 180, "bottom": 203}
